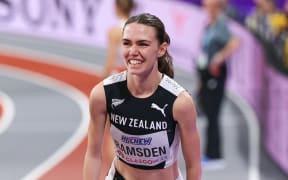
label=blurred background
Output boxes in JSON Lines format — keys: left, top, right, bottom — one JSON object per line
{"left": 0, "top": 0, "right": 287, "bottom": 179}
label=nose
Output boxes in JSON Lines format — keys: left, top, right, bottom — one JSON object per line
{"left": 129, "top": 45, "right": 139, "bottom": 55}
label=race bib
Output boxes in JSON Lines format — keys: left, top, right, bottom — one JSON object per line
{"left": 110, "top": 125, "right": 170, "bottom": 167}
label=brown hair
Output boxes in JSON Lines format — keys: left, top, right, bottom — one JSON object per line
{"left": 116, "top": 0, "right": 136, "bottom": 17}
{"left": 123, "top": 13, "right": 174, "bottom": 78}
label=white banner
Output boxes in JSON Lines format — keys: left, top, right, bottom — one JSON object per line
{"left": 0, "top": 0, "right": 205, "bottom": 72}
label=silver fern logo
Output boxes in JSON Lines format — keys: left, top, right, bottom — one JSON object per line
{"left": 151, "top": 103, "right": 168, "bottom": 117}
{"left": 111, "top": 99, "right": 125, "bottom": 109}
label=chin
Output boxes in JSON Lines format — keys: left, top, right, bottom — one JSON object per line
{"left": 127, "top": 69, "right": 140, "bottom": 75}
{"left": 127, "top": 68, "right": 145, "bottom": 76}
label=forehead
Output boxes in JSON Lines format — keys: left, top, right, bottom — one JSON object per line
{"left": 122, "top": 23, "right": 157, "bottom": 41}
{"left": 203, "top": 0, "right": 220, "bottom": 6}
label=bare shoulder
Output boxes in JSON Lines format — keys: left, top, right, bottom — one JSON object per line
{"left": 174, "top": 91, "right": 195, "bottom": 111}
{"left": 89, "top": 81, "right": 106, "bottom": 111}
{"left": 173, "top": 91, "right": 197, "bottom": 122}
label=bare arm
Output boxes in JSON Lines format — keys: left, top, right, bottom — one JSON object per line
{"left": 173, "top": 92, "right": 201, "bottom": 180}
{"left": 102, "top": 27, "right": 122, "bottom": 78}
{"left": 209, "top": 36, "right": 239, "bottom": 76}
{"left": 212, "top": 36, "right": 240, "bottom": 64}
{"left": 83, "top": 82, "right": 107, "bottom": 180}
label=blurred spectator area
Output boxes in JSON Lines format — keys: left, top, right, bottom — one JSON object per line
{"left": 178, "top": 0, "right": 288, "bottom": 174}
{"left": 180, "top": 0, "right": 286, "bottom": 20}
{"left": 179, "top": 0, "right": 288, "bottom": 75}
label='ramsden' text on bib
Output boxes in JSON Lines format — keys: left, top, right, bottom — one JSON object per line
{"left": 110, "top": 125, "right": 170, "bottom": 167}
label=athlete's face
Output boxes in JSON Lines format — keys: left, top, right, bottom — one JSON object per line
{"left": 121, "top": 23, "right": 167, "bottom": 76}
{"left": 202, "top": 0, "right": 220, "bottom": 16}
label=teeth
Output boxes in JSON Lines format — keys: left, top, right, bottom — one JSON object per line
{"left": 129, "top": 60, "right": 142, "bottom": 65}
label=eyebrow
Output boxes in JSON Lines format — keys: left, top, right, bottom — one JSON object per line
{"left": 122, "top": 39, "right": 152, "bottom": 43}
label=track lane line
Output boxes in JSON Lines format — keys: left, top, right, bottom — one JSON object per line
{"left": 0, "top": 91, "right": 15, "bottom": 135}
{"left": 0, "top": 54, "right": 101, "bottom": 180}
{"left": 0, "top": 65, "right": 89, "bottom": 179}
{"left": 227, "top": 91, "right": 260, "bottom": 180}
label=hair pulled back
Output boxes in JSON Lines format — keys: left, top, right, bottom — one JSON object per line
{"left": 123, "top": 13, "right": 174, "bottom": 78}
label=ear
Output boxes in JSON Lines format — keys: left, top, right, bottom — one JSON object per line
{"left": 157, "top": 42, "right": 168, "bottom": 58}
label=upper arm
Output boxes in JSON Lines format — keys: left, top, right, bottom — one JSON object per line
{"left": 219, "top": 21, "right": 240, "bottom": 53}
{"left": 86, "top": 82, "right": 107, "bottom": 156}
{"left": 216, "top": 23, "right": 239, "bottom": 59}
{"left": 173, "top": 92, "right": 201, "bottom": 169}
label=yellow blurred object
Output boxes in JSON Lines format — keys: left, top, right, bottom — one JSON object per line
{"left": 269, "top": 13, "right": 288, "bottom": 35}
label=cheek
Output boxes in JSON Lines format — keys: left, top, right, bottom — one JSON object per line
{"left": 122, "top": 48, "right": 129, "bottom": 59}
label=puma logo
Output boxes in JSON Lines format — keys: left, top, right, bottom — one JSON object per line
{"left": 111, "top": 99, "right": 125, "bottom": 109}
{"left": 151, "top": 103, "right": 168, "bottom": 117}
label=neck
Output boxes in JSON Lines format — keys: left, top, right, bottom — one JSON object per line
{"left": 127, "top": 71, "right": 163, "bottom": 98}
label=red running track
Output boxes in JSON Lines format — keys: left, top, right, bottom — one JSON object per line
{"left": 0, "top": 101, "right": 3, "bottom": 122}
{"left": 0, "top": 53, "right": 110, "bottom": 180}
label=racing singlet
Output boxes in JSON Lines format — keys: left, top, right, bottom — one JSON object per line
{"left": 103, "top": 71, "right": 185, "bottom": 170}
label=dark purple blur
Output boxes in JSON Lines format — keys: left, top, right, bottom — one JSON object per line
{"left": 180, "top": 0, "right": 286, "bottom": 15}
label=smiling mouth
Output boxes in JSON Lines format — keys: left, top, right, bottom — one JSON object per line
{"left": 129, "top": 60, "right": 143, "bottom": 65}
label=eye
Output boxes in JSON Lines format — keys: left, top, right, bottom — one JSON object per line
{"left": 139, "top": 42, "right": 149, "bottom": 47}
{"left": 122, "top": 41, "right": 130, "bottom": 46}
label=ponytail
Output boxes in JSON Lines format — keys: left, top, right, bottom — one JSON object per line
{"left": 158, "top": 32, "right": 174, "bottom": 78}
{"left": 158, "top": 51, "right": 174, "bottom": 78}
